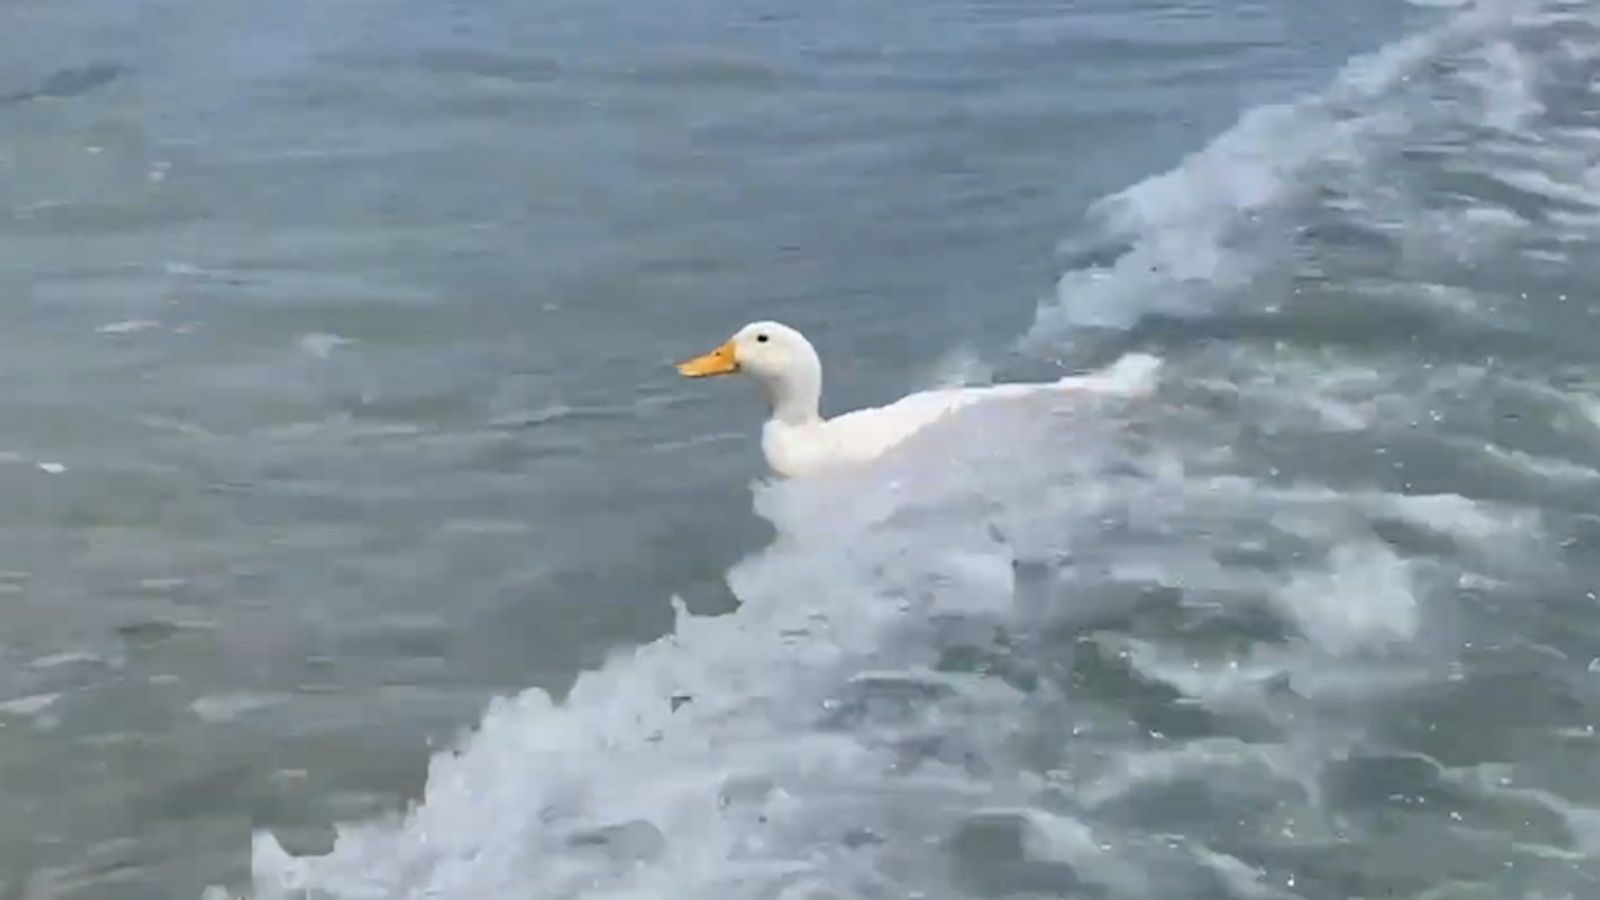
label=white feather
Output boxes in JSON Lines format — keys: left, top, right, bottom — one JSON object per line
{"left": 679, "top": 321, "right": 1161, "bottom": 478}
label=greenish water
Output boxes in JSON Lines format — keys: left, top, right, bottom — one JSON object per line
{"left": 4, "top": 0, "right": 1600, "bottom": 898}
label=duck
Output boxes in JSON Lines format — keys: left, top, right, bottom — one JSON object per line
{"left": 676, "top": 321, "right": 1160, "bottom": 478}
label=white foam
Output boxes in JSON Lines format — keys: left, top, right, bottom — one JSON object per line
{"left": 1112, "top": 637, "right": 1291, "bottom": 707}
{"left": 1276, "top": 542, "right": 1419, "bottom": 654}
{"left": 296, "top": 332, "right": 353, "bottom": 360}
{"left": 250, "top": 442, "right": 1047, "bottom": 897}
{"left": 191, "top": 692, "right": 286, "bottom": 724}
{"left": 96, "top": 319, "right": 162, "bottom": 335}
{"left": 1370, "top": 491, "right": 1541, "bottom": 554}
{"left": 1574, "top": 393, "right": 1600, "bottom": 442}
{"left": 1190, "top": 846, "right": 1291, "bottom": 900}
{"left": 1479, "top": 442, "right": 1600, "bottom": 483}
{"left": 1468, "top": 40, "right": 1545, "bottom": 132}
{"left": 1025, "top": 0, "right": 1597, "bottom": 342}
{"left": 0, "top": 692, "right": 60, "bottom": 717}
{"left": 1028, "top": 14, "right": 1476, "bottom": 337}
{"left": 921, "top": 344, "right": 994, "bottom": 389}
{"left": 28, "top": 651, "right": 104, "bottom": 670}
{"left": 1073, "top": 739, "right": 1314, "bottom": 811}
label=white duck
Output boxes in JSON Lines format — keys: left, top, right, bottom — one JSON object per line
{"left": 677, "top": 321, "right": 1160, "bottom": 478}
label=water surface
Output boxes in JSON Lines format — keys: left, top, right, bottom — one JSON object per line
{"left": 4, "top": 1, "right": 1600, "bottom": 898}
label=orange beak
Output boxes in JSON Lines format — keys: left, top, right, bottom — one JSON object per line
{"left": 676, "top": 340, "right": 739, "bottom": 377}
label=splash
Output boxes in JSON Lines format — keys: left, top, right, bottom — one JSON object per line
{"left": 1025, "top": 0, "right": 1551, "bottom": 340}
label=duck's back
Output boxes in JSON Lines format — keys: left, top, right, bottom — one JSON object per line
{"left": 762, "top": 387, "right": 983, "bottom": 476}
{"left": 759, "top": 354, "right": 1162, "bottom": 477}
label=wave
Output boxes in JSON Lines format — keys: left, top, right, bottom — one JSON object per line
{"left": 246, "top": 1, "right": 1600, "bottom": 897}
{"left": 1024, "top": 0, "right": 1594, "bottom": 343}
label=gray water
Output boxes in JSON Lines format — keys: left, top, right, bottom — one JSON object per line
{"left": 3, "top": 0, "right": 1600, "bottom": 897}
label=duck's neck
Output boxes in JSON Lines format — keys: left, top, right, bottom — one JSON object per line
{"left": 762, "top": 368, "right": 823, "bottom": 426}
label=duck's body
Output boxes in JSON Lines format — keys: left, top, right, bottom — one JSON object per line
{"left": 678, "top": 321, "right": 1159, "bottom": 478}
{"left": 760, "top": 389, "right": 957, "bottom": 477}
{"left": 758, "top": 379, "right": 1086, "bottom": 477}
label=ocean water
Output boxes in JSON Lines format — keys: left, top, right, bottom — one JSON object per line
{"left": 3, "top": 0, "right": 1600, "bottom": 897}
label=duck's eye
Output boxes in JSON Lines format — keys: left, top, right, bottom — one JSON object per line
{"left": 756, "top": 333, "right": 769, "bottom": 343}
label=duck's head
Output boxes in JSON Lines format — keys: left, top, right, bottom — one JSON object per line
{"left": 677, "top": 321, "right": 822, "bottom": 421}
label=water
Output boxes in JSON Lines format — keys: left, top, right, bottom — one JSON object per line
{"left": 3, "top": 0, "right": 1599, "bottom": 897}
